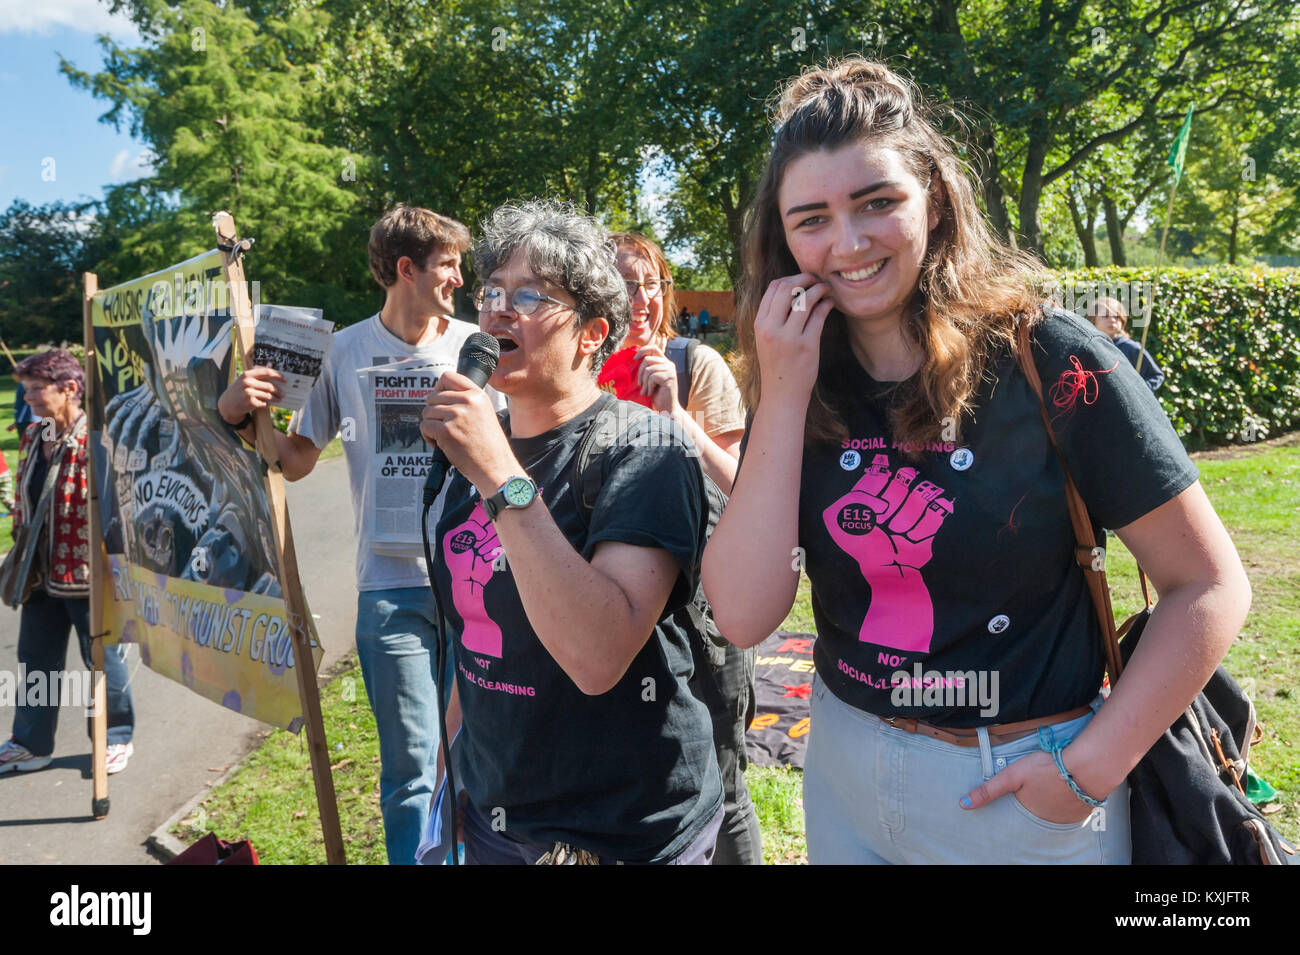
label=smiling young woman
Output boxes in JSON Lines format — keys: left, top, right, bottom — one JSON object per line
{"left": 702, "top": 58, "right": 1251, "bottom": 865}
{"left": 601, "top": 233, "right": 746, "bottom": 494}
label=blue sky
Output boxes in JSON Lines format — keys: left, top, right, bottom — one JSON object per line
{"left": 0, "top": 0, "right": 152, "bottom": 212}
{"left": 0, "top": 0, "right": 687, "bottom": 250}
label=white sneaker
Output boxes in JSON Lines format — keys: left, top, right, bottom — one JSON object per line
{"left": 105, "top": 742, "right": 134, "bottom": 775}
{"left": 0, "top": 738, "right": 52, "bottom": 775}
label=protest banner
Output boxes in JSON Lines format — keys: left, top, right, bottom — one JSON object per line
{"left": 83, "top": 215, "right": 343, "bottom": 859}
{"left": 86, "top": 248, "right": 316, "bottom": 726}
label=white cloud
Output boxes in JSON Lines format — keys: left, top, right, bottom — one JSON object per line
{"left": 0, "top": 0, "right": 139, "bottom": 41}
{"left": 109, "top": 148, "right": 153, "bottom": 180}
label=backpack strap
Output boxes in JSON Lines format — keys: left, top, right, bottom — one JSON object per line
{"left": 1014, "top": 316, "right": 1130, "bottom": 682}
{"left": 664, "top": 336, "right": 697, "bottom": 407}
{"left": 570, "top": 392, "right": 648, "bottom": 519}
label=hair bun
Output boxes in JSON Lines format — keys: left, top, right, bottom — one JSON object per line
{"left": 773, "top": 57, "right": 917, "bottom": 130}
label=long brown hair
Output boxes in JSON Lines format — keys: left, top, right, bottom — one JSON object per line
{"left": 735, "top": 58, "right": 1042, "bottom": 449}
{"left": 611, "top": 232, "right": 678, "bottom": 346}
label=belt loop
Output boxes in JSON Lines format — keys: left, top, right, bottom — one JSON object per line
{"left": 1037, "top": 725, "right": 1056, "bottom": 754}
{"left": 976, "top": 726, "right": 993, "bottom": 779}
{"left": 1088, "top": 691, "right": 1104, "bottom": 715}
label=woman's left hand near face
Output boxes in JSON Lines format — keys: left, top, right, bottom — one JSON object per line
{"left": 959, "top": 749, "right": 1100, "bottom": 825}
{"left": 421, "top": 370, "right": 519, "bottom": 496}
{"left": 634, "top": 345, "right": 679, "bottom": 414}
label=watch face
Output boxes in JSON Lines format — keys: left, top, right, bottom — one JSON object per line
{"left": 503, "top": 477, "right": 534, "bottom": 507}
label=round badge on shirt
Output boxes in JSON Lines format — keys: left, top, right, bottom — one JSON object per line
{"left": 839, "top": 450, "right": 861, "bottom": 470}
{"left": 987, "top": 614, "right": 1010, "bottom": 634}
{"left": 949, "top": 447, "right": 974, "bottom": 471}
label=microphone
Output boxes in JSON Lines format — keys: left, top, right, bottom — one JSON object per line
{"left": 423, "top": 332, "right": 500, "bottom": 506}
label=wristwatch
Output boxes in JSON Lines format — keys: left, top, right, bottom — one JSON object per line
{"left": 483, "top": 476, "right": 538, "bottom": 521}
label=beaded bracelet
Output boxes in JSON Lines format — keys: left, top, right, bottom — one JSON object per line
{"left": 1037, "top": 724, "right": 1105, "bottom": 808}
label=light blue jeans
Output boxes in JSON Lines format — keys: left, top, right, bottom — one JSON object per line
{"left": 355, "top": 586, "right": 451, "bottom": 866}
{"left": 803, "top": 676, "right": 1131, "bottom": 864}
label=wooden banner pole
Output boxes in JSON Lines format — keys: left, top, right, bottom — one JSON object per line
{"left": 213, "top": 212, "right": 345, "bottom": 864}
{"left": 1135, "top": 178, "right": 1181, "bottom": 379}
{"left": 83, "top": 272, "right": 110, "bottom": 819}
{"left": 0, "top": 338, "right": 17, "bottom": 372}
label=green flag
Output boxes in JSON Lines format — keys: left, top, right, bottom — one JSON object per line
{"left": 1167, "top": 105, "right": 1194, "bottom": 184}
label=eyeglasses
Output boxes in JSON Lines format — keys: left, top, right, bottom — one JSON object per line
{"left": 624, "top": 278, "right": 670, "bottom": 298}
{"left": 473, "top": 285, "right": 578, "bottom": 315}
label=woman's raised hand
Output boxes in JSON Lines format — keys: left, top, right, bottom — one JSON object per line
{"left": 753, "top": 273, "right": 833, "bottom": 405}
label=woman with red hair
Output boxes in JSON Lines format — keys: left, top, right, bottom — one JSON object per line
{"left": 599, "top": 233, "right": 745, "bottom": 494}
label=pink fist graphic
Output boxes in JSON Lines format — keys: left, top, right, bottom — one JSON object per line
{"left": 442, "top": 502, "right": 504, "bottom": 658}
{"left": 823, "top": 454, "right": 954, "bottom": 653}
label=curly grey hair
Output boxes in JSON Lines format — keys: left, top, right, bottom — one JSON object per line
{"left": 473, "top": 199, "right": 629, "bottom": 375}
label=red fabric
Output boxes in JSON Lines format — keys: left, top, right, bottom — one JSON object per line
{"left": 15, "top": 416, "right": 90, "bottom": 598}
{"left": 597, "top": 346, "right": 653, "bottom": 408}
{"left": 168, "top": 832, "right": 260, "bottom": 865}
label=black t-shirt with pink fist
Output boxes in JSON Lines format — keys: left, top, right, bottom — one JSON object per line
{"left": 749, "top": 307, "right": 1198, "bottom": 727}
{"left": 430, "top": 395, "right": 723, "bottom": 862}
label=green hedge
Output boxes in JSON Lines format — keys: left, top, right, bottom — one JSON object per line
{"left": 260, "top": 267, "right": 1299, "bottom": 450}
{"left": 1043, "top": 267, "right": 1300, "bottom": 449}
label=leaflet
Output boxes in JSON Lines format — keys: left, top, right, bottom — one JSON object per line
{"left": 252, "top": 304, "right": 335, "bottom": 411}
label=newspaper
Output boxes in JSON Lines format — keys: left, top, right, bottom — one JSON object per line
{"left": 360, "top": 357, "right": 455, "bottom": 557}
{"left": 252, "top": 304, "right": 335, "bottom": 411}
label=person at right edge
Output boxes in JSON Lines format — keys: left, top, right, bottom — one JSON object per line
{"left": 702, "top": 57, "right": 1251, "bottom": 864}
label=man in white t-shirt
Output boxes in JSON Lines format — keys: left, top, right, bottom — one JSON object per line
{"left": 218, "top": 206, "right": 503, "bottom": 863}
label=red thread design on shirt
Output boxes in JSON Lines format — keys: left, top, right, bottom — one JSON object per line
{"left": 997, "top": 490, "right": 1030, "bottom": 546}
{"left": 1048, "top": 354, "right": 1118, "bottom": 421}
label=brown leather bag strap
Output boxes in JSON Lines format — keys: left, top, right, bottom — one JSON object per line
{"left": 1014, "top": 317, "right": 1127, "bottom": 682}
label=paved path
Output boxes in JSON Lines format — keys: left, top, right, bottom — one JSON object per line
{"left": 0, "top": 456, "right": 356, "bottom": 864}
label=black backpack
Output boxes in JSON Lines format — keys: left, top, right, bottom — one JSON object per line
{"left": 1119, "top": 609, "right": 1298, "bottom": 864}
{"left": 569, "top": 392, "right": 729, "bottom": 671}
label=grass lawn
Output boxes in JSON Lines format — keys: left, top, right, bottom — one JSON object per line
{"left": 172, "top": 434, "right": 1299, "bottom": 864}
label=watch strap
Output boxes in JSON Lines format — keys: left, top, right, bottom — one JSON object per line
{"left": 483, "top": 476, "right": 535, "bottom": 521}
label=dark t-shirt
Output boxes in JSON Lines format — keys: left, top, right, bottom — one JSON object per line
{"left": 431, "top": 394, "right": 724, "bottom": 862}
{"left": 740, "top": 307, "right": 1198, "bottom": 727}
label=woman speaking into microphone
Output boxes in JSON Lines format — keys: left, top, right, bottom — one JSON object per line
{"left": 419, "top": 198, "right": 722, "bottom": 864}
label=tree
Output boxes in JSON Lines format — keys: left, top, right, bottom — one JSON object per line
{"left": 63, "top": 0, "right": 370, "bottom": 313}
{"left": 638, "top": 0, "right": 885, "bottom": 284}
{"left": 902, "top": 0, "right": 1300, "bottom": 261}
{"left": 0, "top": 200, "right": 99, "bottom": 344}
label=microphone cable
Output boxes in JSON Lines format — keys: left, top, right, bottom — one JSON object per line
{"left": 419, "top": 331, "right": 499, "bottom": 866}
{"left": 422, "top": 492, "right": 459, "bottom": 865}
